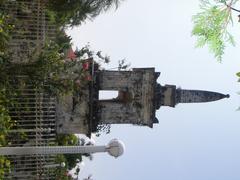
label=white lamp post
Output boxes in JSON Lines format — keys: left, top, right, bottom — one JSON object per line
{"left": 43, "top": 162, "right": 66, "bottom": 169}
{"left": 0, "top": 139, "right": 125, "bottom": 158}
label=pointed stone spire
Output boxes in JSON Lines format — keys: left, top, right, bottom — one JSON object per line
{"left": 176, "top": 89, "right": 230, "bottom": 104}
{"left": 158, "top": 84, "right": 229, "bottom": 107}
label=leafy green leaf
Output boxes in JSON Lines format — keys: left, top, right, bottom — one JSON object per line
{"left": 236, "top": 72, "right": 240, "bottom": 77}
{"left": 192, "top": 1, "right": 235, "bottom": 61}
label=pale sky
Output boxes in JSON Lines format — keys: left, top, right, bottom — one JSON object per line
{"left": 68, "top": 0, "right": 240, "bottom": 179}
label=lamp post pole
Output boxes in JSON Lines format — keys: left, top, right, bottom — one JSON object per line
{"left": 0, "top": 139, "right": 125, "bottom": 158}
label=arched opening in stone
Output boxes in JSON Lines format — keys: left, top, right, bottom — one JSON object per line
{"left": 99, "top": 90, "right": 119, "bottom": 100}
{"left": 99, "top": 90, "right": 132, "bottom": 103}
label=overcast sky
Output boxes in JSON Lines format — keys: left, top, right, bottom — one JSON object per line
{"left": 68, "top": 0, "right": 240, "bottom": 179}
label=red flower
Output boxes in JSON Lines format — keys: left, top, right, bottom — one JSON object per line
{"left": 82, "top": 62, "right": 89, "bottom": 70}
{"left": 66, "top": 48, "right": 77, "bottom": 60}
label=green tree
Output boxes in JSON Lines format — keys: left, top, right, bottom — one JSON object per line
{"left": 0, "top": 13, "right": 13, "bottom": 55}
{"left": 47, "top": 0, "right": 124, "bottom": 27}
{"left": 56, "top": 134, "right": 82, "bottom": 170}
{"left": 192, "top": 0, "right": 239, "bottom": 61}
{"left": 0, "top": 0, "right": 6, "bottom": 5}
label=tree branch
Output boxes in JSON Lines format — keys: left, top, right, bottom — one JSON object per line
{"left": 227, "top": 5, "right": 240, "bottom": 13}
{"left": 224, "top": 1, "right": 240, "bottom": 13}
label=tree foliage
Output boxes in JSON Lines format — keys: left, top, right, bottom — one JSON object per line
{"left": 0, "top": 13, "right": 13, "bottom": 56}
{"left": 192, "top": 0, "right": 238, "bottom": 61}
{"left": 47, "top": 0, "right": 124, "bottom": 27}
{"left": 237, "top": 71, "right": 240, "bottom": 82}
{"left": 56, "top": 134, "right": 82, "bottom": 170}
{"left": 0, "top": 1, "right": 127, "bottom": 178}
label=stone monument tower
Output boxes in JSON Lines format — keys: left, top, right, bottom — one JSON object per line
{"left": 96, "top": 68, "right": 159, "bottom": 128}
{"left": 56, "top": 66, "right": 229, "bottom": 135}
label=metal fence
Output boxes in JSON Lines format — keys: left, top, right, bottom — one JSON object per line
{"left": 4, "top": 76, "right": 58, "bottom": 179}
{"left": 0, "top": 0, "right": 56, "bottom": 64}
{"left": 0, "top": 1, "right": 66, "bottom": 179}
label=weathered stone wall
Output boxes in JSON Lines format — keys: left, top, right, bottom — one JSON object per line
{"left": 56, "top": 91, "right": 89, "bottom": 134}
{"left": 97, "top": 68, "right": 157, "bottom": 127}
{"left": 161, "top": 85, "right": 176, "bottom": 107}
